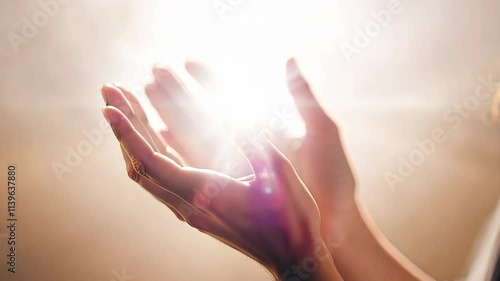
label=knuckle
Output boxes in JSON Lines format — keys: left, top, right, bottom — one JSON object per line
{"left": 191, "top": 189, "right": 211, "bottom": 210}
{"left": 131, "top": 157, "right": 148, "bottom": 178}
{"left": 185, "top": 217, "right": 198, "bottom": 228}
{"left": 324, "top": 120, "right": 339, "bottom": 136}
{"left": 185, "top": 215, "right": 210, "bottom": 232}
{"left": 177, "top": 202, "right": 196, "bottom": 220}
{"left": 126, "top": 163, "right": 140, "bottom": 182}
{"left": 313, "top": 119, "right": 339, "bottom": 138}
{"left": 166, "top": 206, "right": 185, "bottom": 222}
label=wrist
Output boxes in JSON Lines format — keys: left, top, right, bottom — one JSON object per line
{"left": 320, "top": 196, "right": 359, "bottom": 237}
{"left": 270, "top": 238, "right": 343, "bottom": 281}
{"left": 321, "top": 197, "right": 366, "bottom": 256}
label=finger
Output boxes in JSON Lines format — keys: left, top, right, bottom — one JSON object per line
{"left": 150, "top": 66, "right": 211, "bottom": 128}
{"left": 185, "top": 60, "right": 217, "bottom": 92}
{"left": 101, "top": 85, "right": 160, "bottom": 152}
{"left": 145, "top": 81, "right": 199, "bottom": 165}
{"left": 235, "top": 132, "right": 291, "bottom": 181}
{"left": 151, "top": 66, "right": 179, "bottom": 93}
{"left": 157, "top": 130, "right": 189, "bottom": 166}
{"left": 286, "top": 58, "right": 337, "bottom": 135}
{"left": 144, "top": 79, "right": 207, "bottom": 151}
{"left": 144, "top": 82, "right": 179, "bottom": 130}
{"left": 146, "top": 77, "right": 245, "bottom": 174}
{"left": 237, "top": 174, "right": 255, "bottom": 182}
{"left": 157, "top": 129, "right": 184, "bottom": 160}
{"left": 103, "top": 105, "right": 220, "bottom": 206}
{"left": 116, "top": 85, "right": 184, "bottom": 165}
{"left": 119, "top": 145, "right": 186, "bottom": 221}
{"left": 151, "top": 65, "right": 216, "bottom": 127}
{"left": 102, "top": 106, "right": 193, "bottom": 197}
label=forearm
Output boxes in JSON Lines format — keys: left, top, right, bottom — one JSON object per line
{"left": 326, "top": 201, "right": 434, "bottom": 281}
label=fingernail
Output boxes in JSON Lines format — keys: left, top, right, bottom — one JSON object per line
{"left": 286, "top": 58, "right": 301, "bottom": 81}
{"left": 286, "top": 59, "right": 307, "bottom": 91}
{"left": 101, "top": 83, "right": 114, "bottom": 105}
{"left": 102, "top": 107, "right": 111, "bottom": 124}
{"left": 152, "top": 65, "right": 172, "bottom": 80}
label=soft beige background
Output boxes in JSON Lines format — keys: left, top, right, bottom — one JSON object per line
{"left": 0, "top": 0, "right": 499, "bottom": 281}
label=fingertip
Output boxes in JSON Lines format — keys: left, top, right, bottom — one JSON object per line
{"left": 286, "top": 57, "right": 297, "bottom": 71}
{"left": 184, "top": 59, "right": 197, "bottom": 71}
{"left": 286, "top": 58, "right": 299, "bottom": 78}
{"left": 234, "top": 132, "right": 279, "bottom": 178}
{"left": 152, "top": 64, "right": 172, "bottom": 80}
{"left": 101, "top": 83, "right": 118, "bottom": 93}
{"left": 184, "top": 60, "right": 206, "bottom": 76}
{"left": 286, "top": 59, "right": 307, "bottom": 92}
{"left": 144, "top": 83, "right": 160, "bottom": 97}
{"left": 152, "top": 63, "right": 167, "bottom": 70}
{"left": 184, "top": 60, "right": 216, "bottom": 92}
{"left": 100, "top": 83, "right": 115, "bottom": 103}
{"left": 158, "top": 129, "right": 172, "bottom": 142}
{"left": 102, "top": 106, "right": 122, "bottom": 126}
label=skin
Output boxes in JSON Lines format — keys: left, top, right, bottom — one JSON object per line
{"left": 100, "top": 58, "right": 435, "bottom": 281}
{"left": 101, "top": 84, "right": 343, "bottom": 281}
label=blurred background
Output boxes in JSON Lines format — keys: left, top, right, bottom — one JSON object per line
{"left": 0, "top": 0, "right": 500, "bottom": 280}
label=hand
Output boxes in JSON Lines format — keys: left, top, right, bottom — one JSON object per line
{"left": 166, "top": 59, "right": 357, "bottom": 243}
{"left": 280, "top": 61, "right": 431, "bottom": 281}
{"left": 144, "top": 64, "right": 251, "bottom": 178}
{"left": 100, "top": 85, "right": 342, "bottom": 281}
{"left": 281, "top": 59, "right": 356, "bottom": 241}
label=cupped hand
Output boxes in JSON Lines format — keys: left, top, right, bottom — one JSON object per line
{"left": 100, "top": 85, "right": 340, "bottom": 280}
{"left": 177, "top": 59, "right": 357, "bottom": 242}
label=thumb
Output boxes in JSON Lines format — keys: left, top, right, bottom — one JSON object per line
{"left": 286, "top": 58, "right": 337, "bottom": 135}
{"left": 233, "top": 131, "right": 291, "bottom": 181}
{"left": 185, "top": 60, "right": 217, "bottom": 92}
